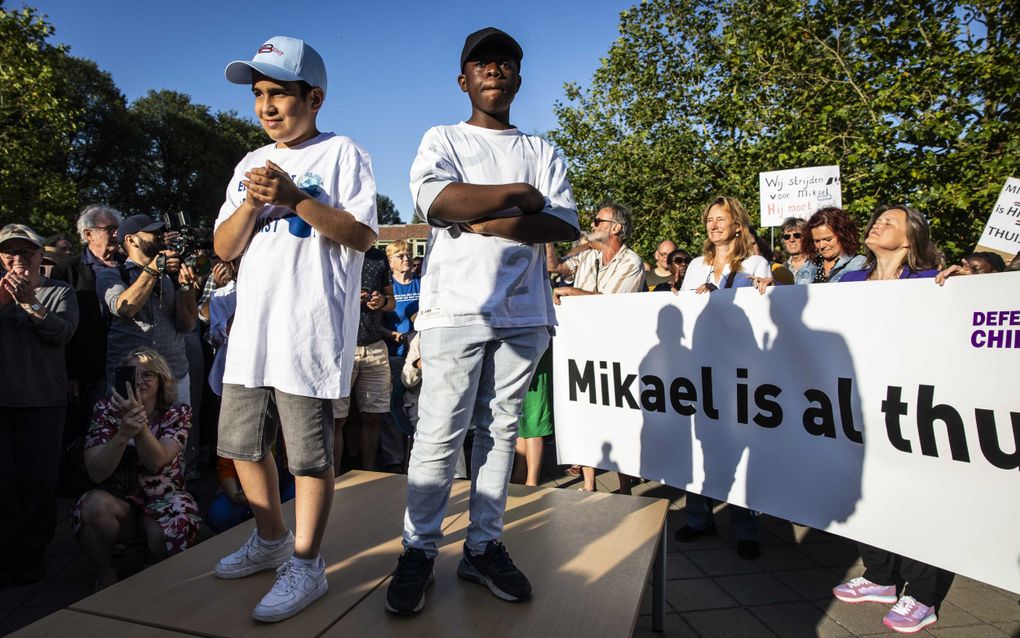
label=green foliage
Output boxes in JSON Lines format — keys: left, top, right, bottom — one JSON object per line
{"left": 550, "top": 0, "right": 1020, "bottom": 261}
{"left": 0, "top": 5, "right": 77, "bottom": 234}
{"left": 377, "top": 193, "right": 402, "bottom": 225}
{"left": 123, "top": 90, "right": 261, "bottom": 226}
{"left": 0, "top": 4, "right": 265, "bottom": 240}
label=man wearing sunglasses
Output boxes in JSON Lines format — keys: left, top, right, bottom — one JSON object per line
{"left": 546, "top": 203, "right": 646, "bottom": 304}
{"left": 780, "top": 217, "right": 809, "bottom": 277}
{"left": 545, "top": 203, "right": 645, "bottom": 494}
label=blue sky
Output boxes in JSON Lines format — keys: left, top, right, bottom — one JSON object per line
{"left": 17, "top": 0, "right": 634, "bottom": 221}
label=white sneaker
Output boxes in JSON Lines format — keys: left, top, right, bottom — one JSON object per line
{"left": 214, "top": 529, "right": 294, "bottom": 579}
{"left": 252, "top": 557, "right": 328, "bottom": 623}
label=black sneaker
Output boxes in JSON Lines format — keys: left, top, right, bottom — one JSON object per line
{"left": 674, "top": 523, "right": 717, "bottom": 543}
{"left": 736, "top": 540, "right": 761, "bottom": 560}
{"left": 457, "top": 540, "right": 532, "bottom": 602}
{"left": 385, "top": 548, "right": 435, "bottom": 615}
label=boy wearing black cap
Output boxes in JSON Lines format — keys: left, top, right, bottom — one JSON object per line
{"left": 212, "top": 36, "right": 378, "bottom": 622}
{"left": 387, "top": 27, "right": 579, "bottom": 615}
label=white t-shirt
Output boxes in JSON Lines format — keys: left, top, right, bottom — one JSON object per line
{"left": 409, "top": 122, "right": 578, "bottom": 330}
{"left": 680, "top": 255, "right": 770, "bottom": 291}
{"left": 215, "top": 133, "right": 378, "bottom": 399}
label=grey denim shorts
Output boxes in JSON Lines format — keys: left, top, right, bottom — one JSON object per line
{"left": 217, "top": 384, "right": 334, "bottom": 476}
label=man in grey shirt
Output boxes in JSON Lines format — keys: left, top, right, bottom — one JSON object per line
{"left": 96, "top": 214, "right": 199, "bottom": 403}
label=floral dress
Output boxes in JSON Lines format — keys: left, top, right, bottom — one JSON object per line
{"left": 72, "top": 399, "right": 201, "bottom": 556}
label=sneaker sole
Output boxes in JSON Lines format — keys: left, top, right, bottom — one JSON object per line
{"left": 252, "top": 579, "right": 328, "bottom": 623}
{"left": 385, "top": 572, "right": 434, "bottom": 615}
{"left": 833, "top": 591, "right": 898, "bottom": 604}
{"left": 882, "top": 614, "right": 937, "bottom": 634}
{"left": 457, "top": 558, "right": 531, "bottom": 602}
{"left": 214, "top": 554, "right": 291, "bottom": 580}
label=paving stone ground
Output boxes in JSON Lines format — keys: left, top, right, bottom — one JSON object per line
{"left": 2, "top": 439, "right": 1017, "bottom": 637}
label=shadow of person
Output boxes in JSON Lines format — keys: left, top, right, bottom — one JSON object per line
{"left": 598, "top": 441, "right": 620, "bottom": 474}
{"left": 689, "top": 288, "right": 760, "bottom": 506}
{"left": 638, "top": 304, "right": 693, "bottom": 490}
{"left": 745, "top": 284, "right": 864, "bottom": 529}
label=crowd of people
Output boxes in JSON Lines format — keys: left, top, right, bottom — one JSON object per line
{"left": 1, "top": 24, "right": 1017, "bottom": 635}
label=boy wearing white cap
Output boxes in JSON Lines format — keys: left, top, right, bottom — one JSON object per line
{"left": 212, "top": 36, "right": 378, "bottom": 622}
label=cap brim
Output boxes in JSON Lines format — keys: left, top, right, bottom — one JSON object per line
{"left": 0, "top": 237, "right": 42, "bottom": 249}
{"left": 462, "top": 33, "right": 523, "bottom": 69}
{"left": 225, "top": 60, "right": 304, "bottom": 85}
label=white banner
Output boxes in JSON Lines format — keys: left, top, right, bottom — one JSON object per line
{"left": 975, "top": 177, "right": 1020, "bottom": 262}
{"left": 759, "top": 165, "right": 841, "bottom": 227}
{"left": 553, "top": 274, "right": 1020, "bottom": 594}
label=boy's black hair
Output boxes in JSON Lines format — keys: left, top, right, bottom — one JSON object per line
{"left": 250, "top": 72, "right": 316, "bottom": 100}
{"left": 296, "top": 80, "right": 314, "bottom": 100}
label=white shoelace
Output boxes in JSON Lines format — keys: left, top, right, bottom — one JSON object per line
{"left": 270, "top": 561, "right": 302, "bottom": 595}
{"left": 890, "top": 595, "right": 919, "bottom": 614}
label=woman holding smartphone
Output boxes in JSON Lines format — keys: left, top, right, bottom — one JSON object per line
{"left": 73, "top": 348, "right": 200, "bottom": 590}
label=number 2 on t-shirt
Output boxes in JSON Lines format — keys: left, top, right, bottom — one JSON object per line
{"left": 506, "top": 247, "right": 533, "bottom": 297}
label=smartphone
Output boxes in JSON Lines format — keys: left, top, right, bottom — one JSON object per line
{"left": 114, "top": 366, "right": 137, "bottom": 397}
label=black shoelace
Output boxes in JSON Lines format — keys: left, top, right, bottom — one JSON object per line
{"left": 482, "top": 542, "right": 517, "bottom": 574}
{"left": 394, "top": 549, "right": 430, "bottom": 582}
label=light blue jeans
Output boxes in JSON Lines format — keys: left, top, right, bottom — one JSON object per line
{"left": 403, "top": 325, "right": 550, "bottom": 558}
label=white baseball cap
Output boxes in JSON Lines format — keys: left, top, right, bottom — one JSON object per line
{"left": 225, "top": 36, "right": 327, "bottom": 96}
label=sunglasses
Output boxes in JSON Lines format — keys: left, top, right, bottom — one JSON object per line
{"left": 782, "top": 232, "right": 802, "bottom": 240}
{"left": 670, "top": 257, "right": 689, "bottom": 265}
{"left": 0, "top": 247, "right": 40, "bottom": 259}
{"left": 592, "top": 218, "right": 616, "bottom": 226}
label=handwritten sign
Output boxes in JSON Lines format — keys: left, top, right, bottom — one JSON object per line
{"left": 975, "top": 177, "right": 1020, "bottom": 262}
{"left": 759, "top": 165, "right": 841, "bottom": 227}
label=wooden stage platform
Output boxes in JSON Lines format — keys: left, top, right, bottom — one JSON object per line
{"left": 13, "top": 471, "right": 668, "bottom": 637}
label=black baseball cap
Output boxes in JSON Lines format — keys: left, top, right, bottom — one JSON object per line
{"left": 460, "top": 27, "right": 523, "bottom": 71}
{"left": 118, "top": 214, "right": 165, "bottom": 245}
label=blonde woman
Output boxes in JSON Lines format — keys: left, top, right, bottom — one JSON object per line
{"left": 680, "top": 196, "right": 772, "bottom": 295}
{"left": 74, "top": 349, "right": 200, "bottom": 589}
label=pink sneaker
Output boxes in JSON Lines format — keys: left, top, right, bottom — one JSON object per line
{"left": 832, "top": 577, "right": 897, "bottom": 603}
{"left": 882, "top": 595, "right": 937, "bottom": 633}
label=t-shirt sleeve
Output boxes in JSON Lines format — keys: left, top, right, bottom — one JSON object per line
{"left": 96, "top": 267, "right": 126, "bottom": 316}
{"left": 680, "top": 257, "right": 706, "bottom": 291}
{"left": 409, "top": 128, "right": 458, "bottom": 228}
{"left": 563, "top": 254, "right": 581, "bottom": 277}
{"left": 215, "top": 152, "right": 254, "bottom": 232}
{"left": 159, "top": 404, "right": 192, "bottom": 450}
{"left": 747, "top": 256, "right": 771, "bottom": 279}
{"left": 336, "top": 140, "right": 379, "bottom": 234}
{"left": 537, "top": 146, "right": 580, "bottom": 231}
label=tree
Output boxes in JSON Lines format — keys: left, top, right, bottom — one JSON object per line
{"left": 52, "top": 55, "right": 135, "bottom": 213}
{"left": 0, "top": 5, "right": 267, "bottom": 238}
{"left": 377, "top": 194, "right": 402, "bottom": 225}
{"left": 550, "top": 0, "right": 1020, "bottom": 260}
{"left": 0, "top": 5, "right": 78, "bottom": 233}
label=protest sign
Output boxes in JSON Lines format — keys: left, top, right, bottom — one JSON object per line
{"left": 759, "top": 165, "right": 841, "bottom": 227}
{"left": 975, "top": 177, "right": 1020, "bottom": 262}
{"left": 553, "top": 274, "right": 1020, "bottom": 594}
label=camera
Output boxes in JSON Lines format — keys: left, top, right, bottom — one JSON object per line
{"left": 162, "top": 211, "right": 213, "bottom": 277}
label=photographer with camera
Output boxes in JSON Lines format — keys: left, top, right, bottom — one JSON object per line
{"left": 96, "top": 215, "right": 199, "bottom": 406}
